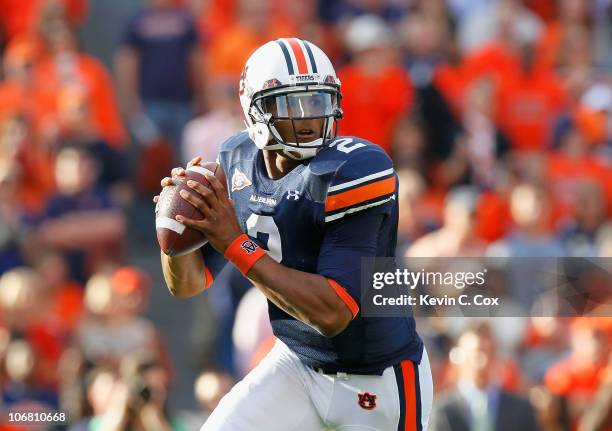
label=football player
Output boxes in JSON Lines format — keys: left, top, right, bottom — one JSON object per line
{"left": 157, "top": 38, "right": 433, "bottom": 430}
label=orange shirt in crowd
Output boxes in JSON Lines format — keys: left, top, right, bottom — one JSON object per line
{"left": 197, "top": 0, "right": 236, "bottom": 42}
{"left": 495, "top": 69, "right": 567, "bottom": 151}
{"left": 206, "top": 21, "right": 295, "bottom": 81}
{"left": 545, "top": 355, "right": 610, "bottom": 398}
{"left": 53, "top": 281, "right": 84, "bottom": 332}
{"left": 15, "top": 140, "right": 56, "bottom": 215}
{"left": 0, "top": 81, "right": 26, "bottom": 120}
{"left": 462, "top": 42, "right": 521, "bottom": 87}
{"left": 475, "top": 191, "right": 511, "bottom": 242}
{"left": 0, "top": 0, "right": 87, "bottom": 41}
{"left": 338, "top": 64, "right": 414, "bottom": 155}
{"left": 546, "top": 318, "right": 612, "bottom": 400}
{"left": 546, "top": 151, "right": 612, "bottom": 216}
{"left": 33, "top": 53, "right": 127, "bottom": 148}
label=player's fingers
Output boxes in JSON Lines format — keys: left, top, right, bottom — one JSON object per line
{"left": 205, "top": 173, "right": 229, "bottom": 202}
{"left": 160, "top": 177, "right": 174, "bottom": 187}
{"left": 186, "top": 180, "right": 219, "bottom": 208}
{"left": 179, "top": 188, "right": 212, "bottom": 216}
{"left": 153, "top": 195, "right": 159, "bottom": 203}
{"left": 187, "top": 156, "right": 202, "bottom": 168}
{"left": 175, "top": 215, "right": 211, "bottom": 233}
{"left": 171, "top": 167, "right": 186, "bottom": 177}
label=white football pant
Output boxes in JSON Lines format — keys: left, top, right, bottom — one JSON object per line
{"left": 201, "top": 339, "right": 433, "bottom": 431}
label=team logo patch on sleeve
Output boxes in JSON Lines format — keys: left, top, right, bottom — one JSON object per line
{"left": 357, "top": 392, "right": 377, "bottom": 410}
{"left": 232, "top": 168, "right": 252, "bottom": 192}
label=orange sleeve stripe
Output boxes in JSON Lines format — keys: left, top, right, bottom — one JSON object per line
{"left": 204, "top": 265, "right": 214, "bottom": 289}
{"left": 326, "top": 278, "right": 359, "bottom": 319}
{"left": 325, "top": 176, "right": 396, "bottom": 212}
{"left": 401, "top": 360, "right": 418, "bottom": 431}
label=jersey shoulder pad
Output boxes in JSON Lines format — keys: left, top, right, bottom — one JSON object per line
{"left": 219, "top": 130, "right": 252, "bottom": 154}
{"left": 321, "top": 137, "right": 396, "bottom": 223}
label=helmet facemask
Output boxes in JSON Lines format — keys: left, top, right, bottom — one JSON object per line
{"left": 249, "top": 86, "right": 343, "bottom": 160}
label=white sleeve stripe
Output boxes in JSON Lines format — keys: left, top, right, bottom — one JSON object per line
{"left": 324, "top": 197, "right": 394, "bottom": 222}
{"left": 187, "top": 166, "right": 215, "bottom": 176}
{"left": 156, "top": 217, "right": 186, "bottom": 234}
{"left": 327, "top": 168, "right": 394, "bottom": 193}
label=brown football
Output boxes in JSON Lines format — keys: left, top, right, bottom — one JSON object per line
{"left": 155, "top": 161, "right": 227, "bottom": 256}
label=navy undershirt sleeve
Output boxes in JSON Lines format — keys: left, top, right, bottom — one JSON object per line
{"left": 317, "top": 210, "right": 385, "bottom": 305}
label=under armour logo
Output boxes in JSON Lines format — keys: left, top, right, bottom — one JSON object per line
{"left": 357, "top": 392, "right": 377, "bottom": 410}
{"left": 286, "top": 190, "right": 301, "bottom": 201}
{"left": 241, "top": 239, "right": 258, "bottom": 254}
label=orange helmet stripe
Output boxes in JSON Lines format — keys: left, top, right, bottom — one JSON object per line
{"left": 287, "top": 38, "right": 309, "bottom": 74}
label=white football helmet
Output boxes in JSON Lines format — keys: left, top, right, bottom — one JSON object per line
{"left": 239, "top": 38, "right": 343, "bottom": 160}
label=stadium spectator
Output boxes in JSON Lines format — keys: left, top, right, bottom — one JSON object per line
{"left": 0, "top": 0, "right": 87, "bottom": 44}
{"left": 77, "top": 266, "right": 169, "bottom": 370}
{"left": 487, "top": 183, "right": 564, "bottom": 308}
{"left": 66, "top": 366, "right": 118, "bottom": 431}
{"left": 544, "top": 318, "right": 612, "bottom": 425}
{"left": 430, "top": 323, "right": 540, "bottom": 431}
{"left": 407, "top": 186, "right": 486, "bottom": 258}
{"left": 0, "top": 268, "right": 67, "bottom": 406}
{"left": 395, "top": 167, "right": 430, "bottom": 250}
{"left": 557, "top": 180, "right": 607, "bottom": 256}
{"left": 181, "top": 79, "right": 242, "bottom": 165}
{"left": 0, "top": 164, "right": 26, "bottom": 274}
{"left": 85, "top": 358, "right": 184, "bottom": 431}
{"left": 319, "top": 0, "right": 408, "bottom": 25}
{"left": 400, "top": 1, "right": 452, "bottom": 87}
{"left": 2, "top": 337, "right": 59, "bottom": 411}
{"left": 34, "top": 20, "right": 127, "bottom": 150}
{"left": 338, "top": 14, "right": 414, "bottom": 156}
{"left": 178, "top": 369, "right": 235, "bottom": 429}
{"left": 205, "top": 0, "right": 293, "bottom": 82}
{"left": 115, "top": 0, "right": 200, "bottom": 150}
{"left": 528, "top": 385, "right": 571, "bottom": 431}
{"left": 0, "top": 113, "right": 55, "bottom": 218}
{"left": 33, "top": 145, "right": 125, "bottom": 281}
{"left": 535, "top": 0, "right": 595, "bottom": 73}
{"left": 0, "top": 37, "right": 42, "bottom": 123}
{"left": 495, "top": 41, "right": 567, "bottom": 152}
{"left": 458, "top": 78, "right": 510, "bottom": 189}
{"left": 546, "top": 121, "right": 612, "bottom": 219}
{"left": 520, "top": 317, "right": 570, "bottom": 384}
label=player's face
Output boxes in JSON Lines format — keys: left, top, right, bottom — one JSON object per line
{"left": 264, "top": 91, "right": 334, "bottom": 143}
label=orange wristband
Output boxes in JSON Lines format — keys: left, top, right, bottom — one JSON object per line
{"left": 224, "top": 234, "right": 267, "bottom": 275}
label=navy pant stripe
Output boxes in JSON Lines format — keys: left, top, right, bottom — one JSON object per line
{"left": 394, "top": 363, "right": 406, "bottom": 431}
{"left": 413, "top": 361, "right": 422, "bottom": 431}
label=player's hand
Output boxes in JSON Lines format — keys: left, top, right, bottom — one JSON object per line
{"left": 153, "top": 156, "right": 203, "bottom": 204}
{"left": 176, "top": 171, "right": 242, "bottom": 254}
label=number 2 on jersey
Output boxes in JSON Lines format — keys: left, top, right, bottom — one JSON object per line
{"left": 246, "top": 214, "right": 283, "bottom": 262}
{"left": 330, "top": 137, "right": 365, "bottom": 154}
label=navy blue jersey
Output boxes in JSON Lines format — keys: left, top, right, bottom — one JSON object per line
{"left": 213, "top": 131, "right": 423, "bottom": 374}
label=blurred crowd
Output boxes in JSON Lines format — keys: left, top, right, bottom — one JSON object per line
{"left": 0, "top": 0, "right": 611, "bottom": 430}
